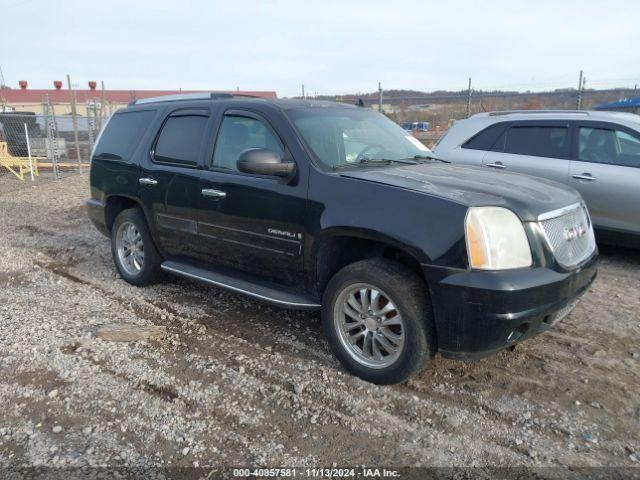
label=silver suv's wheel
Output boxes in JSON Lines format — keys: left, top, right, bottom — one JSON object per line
{"left": 334, "top": 283, "right": 405, "bottom": 369}
{"left": 111, "top": 208, "right": 162, "bottom": 286}
{"left": 323, "top": 258, "right": 435, "bottom": 384}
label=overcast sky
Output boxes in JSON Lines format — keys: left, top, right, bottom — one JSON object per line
{"left": 1, "top": 0, "right": 638, "bottom": 97}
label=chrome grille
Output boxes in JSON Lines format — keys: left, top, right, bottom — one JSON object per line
{"left": 538, "top": 203, "right": 596, "bottom": 269}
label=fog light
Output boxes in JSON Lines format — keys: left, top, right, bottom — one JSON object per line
{"left": 507, "top": 323, "right": 530, "bottom": 343}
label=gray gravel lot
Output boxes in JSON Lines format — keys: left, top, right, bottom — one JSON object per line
{"left": 0, "top": 172, "right": 639, "bottom": 474}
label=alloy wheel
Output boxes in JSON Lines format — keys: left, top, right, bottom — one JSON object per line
{"left": 116, "top": 221, "right": 144, "bottom": 276}
{"left": 333, "top": 283, "right": 405, "bottom": 369}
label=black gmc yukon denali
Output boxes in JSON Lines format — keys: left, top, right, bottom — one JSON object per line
{"left": 88, "top": 93, "right": 598, "bottom": 384}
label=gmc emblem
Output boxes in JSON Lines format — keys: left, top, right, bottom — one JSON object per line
{"left": 564, "top": 224, "right": 586, "bottom": 241}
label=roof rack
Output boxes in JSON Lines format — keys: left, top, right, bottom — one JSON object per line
{"left": 232, "top": 93, "right": 266, "bottom": 99}
{"left": 130, "top": 92, "right": 234, "bottom": 106}
{"left": 485, "top": 110, "right": 590, "bottom": 117}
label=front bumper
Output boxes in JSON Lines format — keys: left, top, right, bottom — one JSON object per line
{"left": 422, "top": 253, "right": 598, "bottom": 360}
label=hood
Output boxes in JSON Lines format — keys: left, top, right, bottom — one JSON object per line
{"left": 339, "top": 162, "right": 582, "bottom": 222}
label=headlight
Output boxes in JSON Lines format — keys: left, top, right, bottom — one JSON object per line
{"left": 465, "top": 206, "right": 532, "bottom": 270}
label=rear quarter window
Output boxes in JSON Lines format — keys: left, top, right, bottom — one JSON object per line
{"left": 93, "top": 110, "right": 156, "bottom": 161}
{"left": 461, "top": 123, "right": 507, "bottom": 151}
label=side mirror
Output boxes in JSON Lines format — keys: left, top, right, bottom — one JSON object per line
{"left": 237, "top": 148, "right": 296, "bottom": 178}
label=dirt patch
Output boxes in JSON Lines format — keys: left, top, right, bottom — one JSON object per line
{"left": 11, "top": 369, "right": 69, "bottom": 394}
{"left": 0, "top": 271, "right": 29, "bottom": 287}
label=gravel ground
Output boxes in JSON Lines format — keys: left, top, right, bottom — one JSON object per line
{"left": 0, "top": 173, "right": 639, "bottom": 476}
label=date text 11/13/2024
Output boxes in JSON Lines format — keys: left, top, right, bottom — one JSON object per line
{"left": 232, "top": 467, "right": 401, "bottom": 478}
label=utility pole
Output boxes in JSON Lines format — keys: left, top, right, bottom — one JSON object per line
{"left": 466, "top": 77, "right": 472, "bottom": 118}
{"left": 100, "top": 80, "right": 107, "bottom": 128}
{"left": 378, "top": 82, "right": 383, "bottom": 114}
{"left": 576, "top": 70, "right": 584, "bottom": 110}
{"left": 301, "top": 84, "right": 305, "bottom": 99}
{"left": 67, "top": 74, "right": 83, "bottom": 172}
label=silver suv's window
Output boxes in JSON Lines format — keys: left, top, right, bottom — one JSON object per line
{"left": 578, "top": 127, "right": 640, "bottom": 168}
{"left": 501, "top": 126, "right": 569, "bottom": 159}
{"left": 462, "top": 123, "right": 506, "bottom": 151}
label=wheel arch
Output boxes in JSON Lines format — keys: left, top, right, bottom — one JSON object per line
{"left": 104, "top": 194, "right": 153, "bottom": 234}
{"left": 311, "top": 227, "right": 431, "bottom": 298}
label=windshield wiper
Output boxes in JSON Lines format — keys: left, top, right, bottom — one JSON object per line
{"left": 358, "top": 158, "right": 417, "bottom": 165}
{"left": 411, "top": 154, "right": 450, "bottom": 163}
{"left": 333, "top": 158, "right": 418, "bottom": 170}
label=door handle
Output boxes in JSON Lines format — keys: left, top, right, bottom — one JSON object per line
{"left": 139, "top": 177, "right": 158, "bottom": 185}
{"left": 486, "top": 162, "right": 506, "bottom": 169}
{"left": 572, "top": 173, "right": 597, "bottom": 181}
{"left": 201, "top": 188, "right": 227, "bottom": 199}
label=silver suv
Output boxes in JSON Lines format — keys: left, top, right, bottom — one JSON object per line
{"left": 434, "top": 110, "right": 640, "bottom": 246}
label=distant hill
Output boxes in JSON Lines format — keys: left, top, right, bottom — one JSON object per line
{"left": 307, "top": 87, "right": 637, "bottom": 108}
{"left": 301, "top": 87, "right": 639, "bottom": 130}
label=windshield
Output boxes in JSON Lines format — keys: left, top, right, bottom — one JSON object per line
{"left": 286, "top": 107, "right": 432, "bottom": 169}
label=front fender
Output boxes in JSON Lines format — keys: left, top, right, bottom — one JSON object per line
{"left": 307, "top": 170, "right": 469, "bottom": 270}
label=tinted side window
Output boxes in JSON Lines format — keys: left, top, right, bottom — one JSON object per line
{"left": 579, "top": 127, "right": 640, "bottom": 168}
{"left": 212, "top": 116, "right": 283, "bottom": 172}
{"left": 93, "top": 110, "right": 155, "bottom": 161}
{"left": 504, "top": 126, "right": 569, "bottom": 158}
{"left": 462, "top": 123, "right": 506, "bottom": 151}
{"left": 618, "top": 130, "right": 640, "bottom": 156}
{"left": 154, "top": 115, "right": 208, "bottom": 166}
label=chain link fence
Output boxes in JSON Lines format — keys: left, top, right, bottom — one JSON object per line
{"left": 0, "top": 109, "right": 101, "bottom": 184}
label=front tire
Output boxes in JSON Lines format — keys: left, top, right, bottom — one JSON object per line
{"left": 322, "top": 259, "right": 435, "bottom": 384}
{"left": 111, "top": 208, "right": 162, "bottom": 286}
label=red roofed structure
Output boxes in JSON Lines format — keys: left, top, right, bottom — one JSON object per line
{"left": 0, "top": 82, "right": 277, "bottom": 116}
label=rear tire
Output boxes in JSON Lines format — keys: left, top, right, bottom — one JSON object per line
{"left": 111, "top": 208, "right": 162, "bottom": 286}
{"left": 322, "top": 258, "right": 435, "bottom": 384}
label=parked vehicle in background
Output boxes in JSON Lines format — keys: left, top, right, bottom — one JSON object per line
{"left": 402, "top": 121, "right": 430, "bottom": 132}
{"left": 434, "top": 110, "right": 640, "bottom": 247}
{"left": 88, "top": 95, "right": 597, "bottom": 384}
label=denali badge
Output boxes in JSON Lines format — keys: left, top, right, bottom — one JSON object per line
{"left": 268, "top": 228, "right": 302, "bottom": 240}
{"left": 564, "top": 224, "right": 586, "bottom": 241}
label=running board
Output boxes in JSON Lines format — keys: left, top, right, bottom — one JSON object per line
{"left": 161, "top": 261, "right": 321, "bottom": 310}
